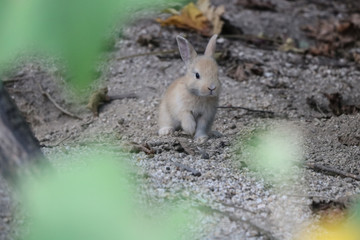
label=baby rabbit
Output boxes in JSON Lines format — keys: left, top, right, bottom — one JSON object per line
{"left": 158, "top": 34, "right": 221, "bottom": 143}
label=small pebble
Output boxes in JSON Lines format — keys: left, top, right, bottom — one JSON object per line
{"left": 201, "top": 152, "right": 210, "bottom": 159}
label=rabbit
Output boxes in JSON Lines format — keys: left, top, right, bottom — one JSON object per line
{"left": 158, "top": 34, "right": 221, "bottom": 143}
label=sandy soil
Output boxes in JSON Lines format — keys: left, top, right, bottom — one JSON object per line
{"left": 2, "top": 0, "right": 360, "bottom": 239}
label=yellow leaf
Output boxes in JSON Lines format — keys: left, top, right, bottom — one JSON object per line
{"left": 156, "top": 0, "right": 225, "bottom": 36}
{"left": 156, "top": 2, "right": 211, "bottom": 36}
{"left": 297, "top": 219, "right": 360, "bottom": 240}
{"left": 197, "top": 0, "right": 225, "bottom": 35}
{"left": 161, "top": 8, "right": 180, "bottom": 15}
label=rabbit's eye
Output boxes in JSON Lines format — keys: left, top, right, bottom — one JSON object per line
{"left": 195, "top": 72, "right": 200, "bottom": 79}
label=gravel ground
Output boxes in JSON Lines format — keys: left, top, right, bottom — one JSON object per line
{"left": 2, "top": 0, "right": 360, "bottom": 239}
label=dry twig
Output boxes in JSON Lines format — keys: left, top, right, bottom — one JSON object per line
{"left": 306, "top": 162, "right": 360, "bottom": 181}
{"left": 109, "top": 93, "right": 138, "bottom": 100}
{"left": 37, "top": 82, "right": 83, "bottom": 120}
{"left": 3, "top": 72, "right": 47, "bottom": 83}
{"left": 116, "top": 50, "right": 177, "bottom": 61}
{"left": 221, "top": 34, "right": 276, "bottom": 42}
{"left": 220, "top": 34, "right": 279, "bottom": 50}
{"left": 218, "top": 106, "right": 275, "bottom": 115}
{"left": 214, "top": 200, "right": 256, "bottom": 214}
{"left": 41, "top": 134, "right": 72, "bottom": 148}
{"left": 2, "top": 77, "right": 31, "bottom": 83}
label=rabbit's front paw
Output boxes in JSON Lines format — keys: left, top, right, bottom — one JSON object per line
{"left": 158, "top": 127, "right": 174, "bottom": 136}
{"left": 195, "top": 135, "right": 209, "bottom": 144}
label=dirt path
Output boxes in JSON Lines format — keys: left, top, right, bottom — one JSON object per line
{"left": 2, "top": 0, "right": 360, "bottom": 239}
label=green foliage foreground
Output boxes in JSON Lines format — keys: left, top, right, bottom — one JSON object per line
{"left": 0, "top": 1, "right": 195, "bottom": 239}
{"left": 0, "top": 0, "right": 181, "bottom": 90}
{"left": 241, "top": 125, "right": 303, "bottom": 183}
{"left": 20, "top": 151, "right": 193, "bottom": 240}
{"left": 3, "top": 0, "right": 360, "bottom": 238}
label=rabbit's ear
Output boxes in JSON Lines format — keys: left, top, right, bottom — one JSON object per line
{"left": 204, "top": 34, "right": 218, "bottom": 57}
{"left": 176, "top": 35, "right": 197, "bottom": 65}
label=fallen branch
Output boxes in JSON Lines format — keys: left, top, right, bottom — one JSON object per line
{"left": 116, "top": 49, "right": 177, "bottom": 61}
{"left": 115, "top": 49, "right": 234, "bottom": 62}
{"left": 197, "top": 205, "right": 278, "bottom": 240}
{"left": 52, "top": 134, "right": 72, "bottom": 147}
{"left": 220, "top": 34, "right": 279, "bottom": 50}
{"left": 214, "top": 200, "right": 256, "bottom": 215}
{"left": 305, "top": 162, "right": 360, "bottom": 181}
{"left": 220, "top": 34, "right": 277, "bottom": 43}
{"left": 7, "top": 88, "right": 33, "bottom": 94}
{"left": 37, "top": 82, "right": 83, "bottom": 120}
{"left": 172, "top": 161, "right": 201, "bottom": 177}
{"left": 3, "top": 72, "right": 46, "bottom": 83}
{"left": 109, "top": 93, "right": 138, "bottom": 101}
{"left": 218, "top": 105, "right": 275, "bottom": 115}
{"left": 41, "top": 134, "right": 72, "bottom": 148}
{"left": 3, "top": 77, "right": 32, "bottom": 83}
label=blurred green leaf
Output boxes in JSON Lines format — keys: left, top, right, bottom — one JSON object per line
{"left": 0, "top": 0, "right": 179, "bottom": 91}
{"left": 20, "top": 150, "right": 194, "bottom": 240}
{"left": 239, "top": 125, "right": 303, "bottom": 182}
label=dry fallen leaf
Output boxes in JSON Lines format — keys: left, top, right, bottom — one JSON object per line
{"left": 308, "top": 43, "right": 335, "bottom": 57}
{"left": 278, "top": 38, "right": 305, "bottom": 53}
{"left": 122, "top": 141, "right": 155, "bottom": 157}
{"left": 310, "top": 198, "right": 347, "bottom": 229}
{"left": 197, "top": 0, "right": 225, "bottom": 35}
{"left": 303, "top": 14, "right": 360, "bottom": 57}
{"left": 323, "top": 92, "right": 360, "bottom": 116}
{"left": 156, "top": 0, "right": 225, "bottom": 36}
{"left": 227, "top": 64, "right": 248, "bottom": 82}
{"left": 157, "top": 2, "right": 210, "bottom": 35}
{"left": 352, "top": 52, "right": 360, "bottom": 64}
{"left": 227, "top": 62, "right": 263, "bottom": 81}
{"left": 136, "top": 34, "right": 160, "bottom": 49}
{"left": 87, "top": 87, "right": 110, "bottom": 117}
{"left": 338, "top": 134, "right": 360, "bottom": 147}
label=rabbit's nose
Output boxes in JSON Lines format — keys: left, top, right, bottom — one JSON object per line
{"left": 208, "top": 85, "right": 216, "bottom": 91}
